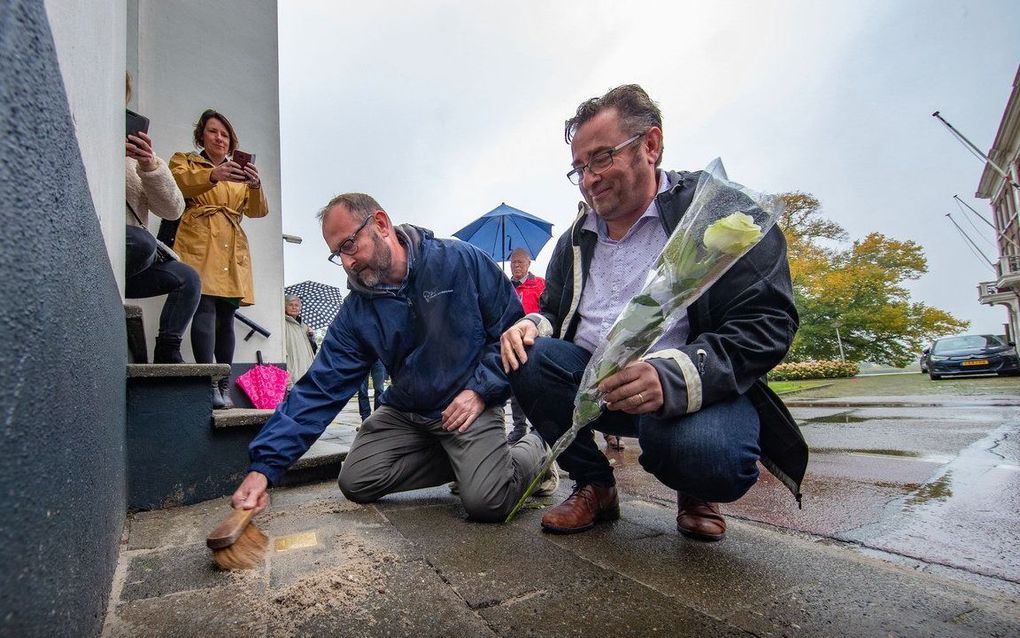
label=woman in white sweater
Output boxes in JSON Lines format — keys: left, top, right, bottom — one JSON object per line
{"left": 125, "top": 128, "right": 201, "bottom": 363}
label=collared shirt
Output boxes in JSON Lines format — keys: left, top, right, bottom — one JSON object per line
{"left": 573, "top": 171, "right": 689, "bottom": 354}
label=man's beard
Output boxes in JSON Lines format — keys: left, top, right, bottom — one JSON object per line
{"left": 352, "top": 233, "right": 393, "bottom": 288}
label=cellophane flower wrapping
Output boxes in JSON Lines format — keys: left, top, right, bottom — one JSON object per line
{"left": 505, "top": 158, "right": 785, "bottom": 522}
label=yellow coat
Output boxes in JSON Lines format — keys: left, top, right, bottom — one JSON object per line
{"left": 169, "top": 152, "right": 269, "bottom": 306}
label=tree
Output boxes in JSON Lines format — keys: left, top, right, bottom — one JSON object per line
{"left": 778, "top": 193, "right": 968, "bottom": 366}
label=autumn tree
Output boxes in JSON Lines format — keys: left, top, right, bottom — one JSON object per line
{"left": 778, "top": 193, "right": 968, "bottom": 366}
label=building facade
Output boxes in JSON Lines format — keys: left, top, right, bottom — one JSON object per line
{"left": 976, "top": 64, "right": 1020, "bottom": 344}
{"left": 0, "top": 1, "right": 281, "bottom": 634}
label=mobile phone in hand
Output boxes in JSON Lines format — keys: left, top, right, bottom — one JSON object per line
{"left": 126, "top": 109, "right": 149, "bottom": 138}
{"left": 232, "top": 150, "right": 255, "bottom": 171}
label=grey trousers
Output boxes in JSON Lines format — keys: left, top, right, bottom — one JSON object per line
{"left": 337, "top": 405, "right": 546, "bottom": 522}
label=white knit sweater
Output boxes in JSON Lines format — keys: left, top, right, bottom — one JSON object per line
{"left": 125, "top": 156, "right": 185, "bottom": 228}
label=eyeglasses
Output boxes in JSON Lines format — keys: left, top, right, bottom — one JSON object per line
{"left": 327, "top": 214, "right": 373, "bottom": 265}
{"left": 566, "top": 132, "right": 646, "bottom": 185}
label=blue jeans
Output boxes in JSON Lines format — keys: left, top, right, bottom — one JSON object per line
{"left": 124, "top": 226, "right": 201, "bottom": 340}
{"left": 358, "top": 359, "right": 387, "bottom": 420}
{"left": 509, "top": 338, "right": 761, "bottom": 502}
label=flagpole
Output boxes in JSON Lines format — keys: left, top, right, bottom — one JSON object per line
{"left": 945, "top": 213, "right": 996, "bottom": 270}
{"left": 932, "top": 111, "right": 1018, "bottom": 188}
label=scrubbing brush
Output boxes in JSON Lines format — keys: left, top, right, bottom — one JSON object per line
{"left": 206, "top": 507, "right": 268, "bottom": 570}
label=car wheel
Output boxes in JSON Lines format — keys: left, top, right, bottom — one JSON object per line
{"left": 929, "top": 372, "right": 941, "bottom": 380}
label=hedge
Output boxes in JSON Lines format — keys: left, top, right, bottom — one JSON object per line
{"left": 769, "top": 360, "right": 859, "bottom": 381}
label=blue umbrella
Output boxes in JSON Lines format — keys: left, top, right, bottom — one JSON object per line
{"left": 453, "top": 202, "right": 553, "bottom": 262}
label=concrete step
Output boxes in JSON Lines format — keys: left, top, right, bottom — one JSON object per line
{"left": 212, "top": 409, "right": 356, "bottom": 487}
{"left": 127, "top": 362, "right": 242, "bottom": 511}
{"left": 127, "top": 362, "right": 231, "bottom": 380}
{"left": 212, "top": 407, "right": 275, "bottom": 429}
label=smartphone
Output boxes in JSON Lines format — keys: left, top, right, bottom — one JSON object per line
{"left": 232, "top": 150, "right": 255, "bottom": 170}
{"left": 125, "top": 109, "right": 149, "bottom": 138}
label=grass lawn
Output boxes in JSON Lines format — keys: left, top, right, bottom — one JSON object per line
{"left": 768, "top": 380, "right": 831, "bottom": 395}
{"left": 781, "top": 372, "right": 1020, "bottom": 398}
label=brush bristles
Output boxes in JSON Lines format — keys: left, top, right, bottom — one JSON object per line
{"left": 211, "top": 522, "right": 268, "bottom": 570}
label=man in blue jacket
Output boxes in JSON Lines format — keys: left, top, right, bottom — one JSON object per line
{"left": 500, "top": 85, "right": 807, "bottom": 540}
{"left": 233, "top": 193, "right": 553, "bottom": 522}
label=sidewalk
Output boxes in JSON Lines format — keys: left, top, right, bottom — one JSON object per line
{"left": 103, "top": 465, "right": 1018, "bottom": 637}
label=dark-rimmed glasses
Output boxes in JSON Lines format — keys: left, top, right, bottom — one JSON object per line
{"left": 327, "top": 214, "right": 373, "bottom": 265}
{"left": 566, "top": 132, "right": 646, "bottom": 186}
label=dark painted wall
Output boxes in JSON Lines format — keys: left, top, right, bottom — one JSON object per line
{"left": 0, "top": 1, "right": 127, "bottom": 635}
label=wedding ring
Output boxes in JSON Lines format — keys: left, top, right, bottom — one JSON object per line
{"left": 636, "top": 393, "right": 644, "bottom": 404}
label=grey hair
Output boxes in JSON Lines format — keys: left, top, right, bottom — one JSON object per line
{"left": 509, "top": 247, "right": 531, "bottom": 260}
{"left": 564, "top": 84, "right": 663, "bottom": 167}
{"left": 284, "top": 294, "right": 301, "bottom": 303}
{"left": 316, "top": 192, "right": 382, "bottom": 224}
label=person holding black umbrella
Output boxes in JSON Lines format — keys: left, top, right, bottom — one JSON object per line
{"left": 283, "top": 294, "right": 316, "bottom": 387}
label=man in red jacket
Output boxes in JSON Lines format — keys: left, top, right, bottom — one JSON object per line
{"left": 507, "top": 249, "right": 545, "bottom": 443}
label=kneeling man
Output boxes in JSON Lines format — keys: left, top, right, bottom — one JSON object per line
{"left": 233, "top": 193, "right": 551, "bottom": 521}
{"left": 500, "top": 85, "right": 807, "bottom": 540}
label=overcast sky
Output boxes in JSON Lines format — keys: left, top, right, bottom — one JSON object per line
{"left": 277, "top": 0, "right": 1019, "bottom": 336}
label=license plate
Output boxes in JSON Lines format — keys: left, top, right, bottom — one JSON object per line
{"left": 961, "top": 359, "right": 989, "bottom": 366}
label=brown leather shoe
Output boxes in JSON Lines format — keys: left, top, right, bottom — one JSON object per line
{"left": 541, "top": 484, "right": 619, "bottom": 534}
{"left": 676, "top": 494, "right": 726, "bottom": 542}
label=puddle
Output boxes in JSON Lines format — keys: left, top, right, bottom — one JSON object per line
{"left": 904, "top": 471, "right": 953, "bottom": 510}
{"left": 805, "top": 411, "right": 869, "bottom": 424}
{"left": 802, "top": 409, "right": 921, "bottom": 425}
{"left": 812, "top": 447, "right": 922, "bottom": 458}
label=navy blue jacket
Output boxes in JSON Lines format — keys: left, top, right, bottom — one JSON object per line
{"left": 248, "top": 225, "right": 523, "bottom": 484}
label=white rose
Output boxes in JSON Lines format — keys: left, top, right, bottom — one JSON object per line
{"left": 703, "top": 212, "right": 762, "bottom": 255}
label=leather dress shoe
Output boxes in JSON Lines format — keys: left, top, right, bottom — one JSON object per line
{"left": 676, "top": 493, "right": 726, "bottom": 542}
{"left": 541, "top": 484, "right": 619, "bottom": 534}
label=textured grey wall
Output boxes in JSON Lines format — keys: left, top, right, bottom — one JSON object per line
{"left": 0, "top": 1, "right": 127, "bottom": 635}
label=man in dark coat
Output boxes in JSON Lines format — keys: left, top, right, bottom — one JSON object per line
{"left": 500, "top": 85, "right": 807, "bottom": 540}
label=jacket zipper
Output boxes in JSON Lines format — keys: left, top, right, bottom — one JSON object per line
{"left": 696, "top": 349, "right": 707, "bottom": 375}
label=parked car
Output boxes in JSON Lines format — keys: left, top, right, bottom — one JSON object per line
{"left": 919, "top": 346, "right": 930, "bottom": 373}
{"left": 926, "top": 334, "right": 1019, "bottom": 380}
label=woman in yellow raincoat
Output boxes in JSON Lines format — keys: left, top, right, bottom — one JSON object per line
{"left": 169, "top": 109, "right": 269, "bottom": 408}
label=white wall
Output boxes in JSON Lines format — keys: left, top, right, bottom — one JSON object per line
{"left": 131, "top": 0, "right": 285, "bottom": 364}
{"left": 45, "top": 0, "right": 127, "bottom": 292}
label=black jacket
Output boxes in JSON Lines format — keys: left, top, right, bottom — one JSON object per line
{"left": 532, "top": 170, "right": 807, "bottom": 501}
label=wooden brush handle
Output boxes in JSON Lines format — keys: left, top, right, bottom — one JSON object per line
{"left": 206, "top": 508, "right": 256, "bottom": 549}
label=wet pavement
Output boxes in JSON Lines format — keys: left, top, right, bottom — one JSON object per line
{"left": 102, "top": 383, "right": 1020, "bottom": 636}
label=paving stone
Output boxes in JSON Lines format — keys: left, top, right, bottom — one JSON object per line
{"left": 478, "top": 572, "right": 753, "bottom": 637}
{"left": 726, "top": 577, "right": 1019, "bottom": 638}
{"left": 266, "top": 480, "right": 344, "bottom": 509}
{"left": 384, "top": 505, "right": 641, "bottom": 610}
{"left": 126, "top": 496, "right": 231, "bottom": 550}
{"left": 266, "top": 506, "right": 417, "bottom": 592}
{"left": 274, "top": 559, "right": 495, "bottom": 638}
{"left": 121, "top": 543, "right": 237, "bottom": 600}
{"left": 108, "top": 579, "right": 265, "bottom": 637}
{"left": 368, "top": 485, "right": 465, "bottom": 512}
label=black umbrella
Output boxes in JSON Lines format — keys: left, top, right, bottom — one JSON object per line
{"left": 284, "top": 280, "right": 344, "bottom": 330}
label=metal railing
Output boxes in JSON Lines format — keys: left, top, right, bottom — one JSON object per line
{"left": 978, "top": 281, "right": 1000, "bottom": 299}
{"left": 235, "top": 312, "right": 270, "bottom": 341}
